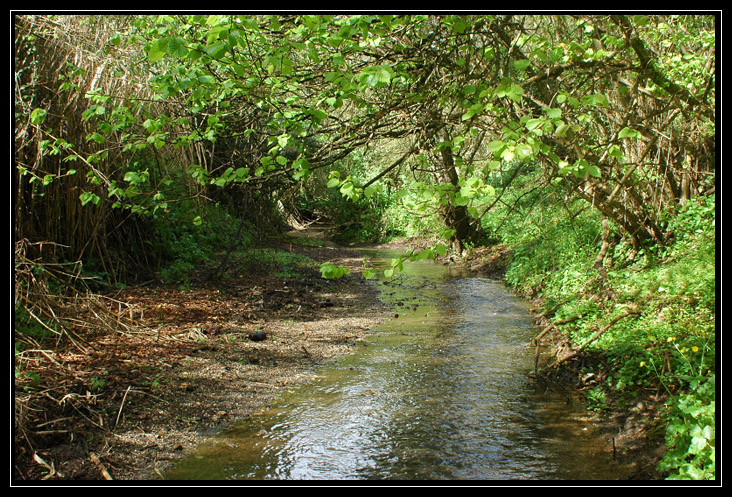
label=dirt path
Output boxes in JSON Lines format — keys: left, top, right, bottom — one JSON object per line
{"left": 14, "top": 231, "right": 393, "bottom": 481}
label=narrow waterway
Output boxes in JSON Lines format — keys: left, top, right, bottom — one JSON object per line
{"left": 164, "top": 248, "right": 631, "bottom": 481}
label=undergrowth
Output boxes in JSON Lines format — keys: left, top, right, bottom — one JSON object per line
{"left": 492, "top": 193, "right": 716, "bottom": 480}
{"left": 151, "top": 201, "right": 253, "bottom": 285}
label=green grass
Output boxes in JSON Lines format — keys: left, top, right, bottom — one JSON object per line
{"left": 232, "top": 247, "right": 318, "bottom": 279}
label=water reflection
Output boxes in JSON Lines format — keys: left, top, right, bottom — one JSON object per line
{"left": 164, "top": 251, "right": 630, "bottom": 481}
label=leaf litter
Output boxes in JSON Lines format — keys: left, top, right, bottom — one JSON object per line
{"left": 14, "top": 235, "right": 391, "bottom": 480}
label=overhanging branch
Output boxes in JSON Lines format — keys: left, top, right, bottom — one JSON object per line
{"left": 361, "top": 142, "right": 419, "bottom": 189}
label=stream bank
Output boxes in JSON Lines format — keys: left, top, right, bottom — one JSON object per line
{"left": 458, "top": 245, "right": 666, "bottom": 480}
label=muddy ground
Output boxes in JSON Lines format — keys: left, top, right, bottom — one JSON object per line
{"left": 13, "top": 233, "right": 664, "bottom": 482}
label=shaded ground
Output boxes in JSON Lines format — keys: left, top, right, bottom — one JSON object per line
{"left": 14, "top": 229, "right": 391, "bottom": 481}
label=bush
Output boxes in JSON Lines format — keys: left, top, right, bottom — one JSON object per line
{"left": 152, "top": 201, "right": 252, "bottom": 284}
{"left": 495, "top": 186, "right": 716, "bottom": 480}
{"left": 501, "top": 203, "right": 601, "bottom": 295}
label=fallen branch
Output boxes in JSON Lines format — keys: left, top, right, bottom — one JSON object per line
{"left": 113, "top": 386, "right": 132, "bottom": 430}
{"left": 89, "top": 452, "right": 113, "bottom": 480}
{"left": 533, "top": 300, "right": 567, "bottom": 320}
{"left": 33, "top": 452, "right": 63, "bottom": 480}
{"left": 533, "top": 314, "right": 583, "bottom": 372}
{"left": 541, "top": 309, "right": 642, "bottom": 372}
{"left": 532, "top": 315, "right": 581, "bottom": 345}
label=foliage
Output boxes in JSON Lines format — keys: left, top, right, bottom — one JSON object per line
{"left": 16, "top": 14, "right": 715, "bottom": 275}
{"left": 499, "top": 192, "right": 715, "bottom": 479}
{"left": 239, "top": 248, "right": 316, "bottom": 279}
{"left": 153, "top": 200, "right": 250, "bottom": 285}
{"left": 657, "top": 375, "right": 715, "bottom": 480}
{"left": 319, "top": 262, "right": 351, "bottom": 279}
{"left": 585, "top": 387, "right": 609, "bottom": 413}
{"left": 294, "top": 149, "right": 405, "bottom": 243}
{"left": 489, "top": 170, "right": 601, "bottom": 295}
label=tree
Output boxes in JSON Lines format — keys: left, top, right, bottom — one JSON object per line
{"left": 22, "top": 14, "right": 714, "bottom": 272}
{"left": 265, "top": 14, "right": 715, "bottom": 256}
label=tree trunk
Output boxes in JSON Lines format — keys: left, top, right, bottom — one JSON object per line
{"left": 438, "top": 145, "right": 480, "bottom": 254}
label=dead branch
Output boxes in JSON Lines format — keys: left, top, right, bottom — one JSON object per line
{"left": 541, "top": 309, "right": 642, "bottom": 372}
{"left": 532, "top": 315, "right": 582, "bottom": 346}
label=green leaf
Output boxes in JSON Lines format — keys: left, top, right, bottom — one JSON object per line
{"left": 435, "top": 141, "right": 453, "bottom": 153}
{"left": 308, "top": 108, "right": 328, "bottom": 124}
{"left": 339, "top": 181, "right": 355, "bottom": 197}
{"left": 192, "top": 215, "right": 203, "bottom": 226}
{"left": 487, "top": 140, "right": 505, "bottom": 154}
{"left": 618, "top": 127, "right": 642, "bottom": 140}
{"left": 461, "top": 84, "right": 476, "bottom": 95}
{"left": 411, "top": 249, "right": 435, "bottom": 262}
{"left": 462, "top": 102, "right": 484, "bottom": 121}
{"left": 320, "top": 262, "right": 351, "bottom": 279}
{"left": 584, "top": 93, "right": 609, "bottom": 107}
{"left": 148, "top": 38, "right": 170, "bottom": 63}
{"left": 123, "top": 171, "right": 140, "bottom": 183}
{"left": 513, "top": 59, "right": 531, "bottom": 71}
{"left": 86, "top": 132, "right": 105, "bottom": 144}
{"left": 167, "top": 37, "right": 189, "bottom": 58}
{"left": 276, "top": 134, "right": 290, "bottom": 149}
{"left": 453, "top": 191, "right": 469, "bottom": 206}
{"left": 607, "top": 144, "right": 624, "bottom": 160}
{"left": 364, "top": 184, "right": 381, "bottom": 198}
{"left": 525, "top": 118, "right": 543, "bottom": 131}
{"left": 555, "top": 123, "right": 577, "bottom": 138}
{"left": 544, "top": 107, "right": 562, "bottom": 119}
{"left": 30, "top": 108, "right": 47, "bottom": 125}
{"left": 363, "top": 268, "right": 378, "bottom": 279}
{"left": 500, "top": 147, "right": 515, "bottom": 162}
{"left": 79, "top": 191, "right": 101, "bottom": 206}
{"left": 585, "top": 165, "right": 602, "bottom": 177}
{"left": 515, "top": 143, "right": 534, "bottom": 159}
{"left": 573, "top": 158, "right": 589, "bottom": 178}
{"left": 358, "top": 65, "right": 395, "bottom": 87}
{"left": 689, "top": 434, "right": 709, "bottom": 455}
{"left": 504, "top": 83, "right": 524, "bottom": 103}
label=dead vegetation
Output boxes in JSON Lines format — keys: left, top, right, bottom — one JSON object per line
{"left": 13, "top": 235, "right": 391, "bottom": 481}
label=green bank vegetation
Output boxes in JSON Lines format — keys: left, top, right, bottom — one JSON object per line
{"left": 14, "top": 14, "right": 715, "bottom": 480}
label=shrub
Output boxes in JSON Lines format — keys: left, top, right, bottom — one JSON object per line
{"left": 152, "top": 201, "right": 251, "bottom": 284}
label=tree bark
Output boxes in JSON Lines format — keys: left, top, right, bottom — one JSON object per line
{"left": 438, "top": 144, "right": 480, "bottom": 254}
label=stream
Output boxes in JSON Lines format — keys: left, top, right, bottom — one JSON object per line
{"left": 163, "top": 248, "right": 632, "bottom": 481}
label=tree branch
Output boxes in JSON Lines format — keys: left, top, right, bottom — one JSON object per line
{"left": 543, "top": 309, "right": 642, "bottom": 372}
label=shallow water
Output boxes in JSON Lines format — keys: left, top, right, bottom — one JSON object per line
{"left": 164, "top": 249, "right": 631, "bottom": 481}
